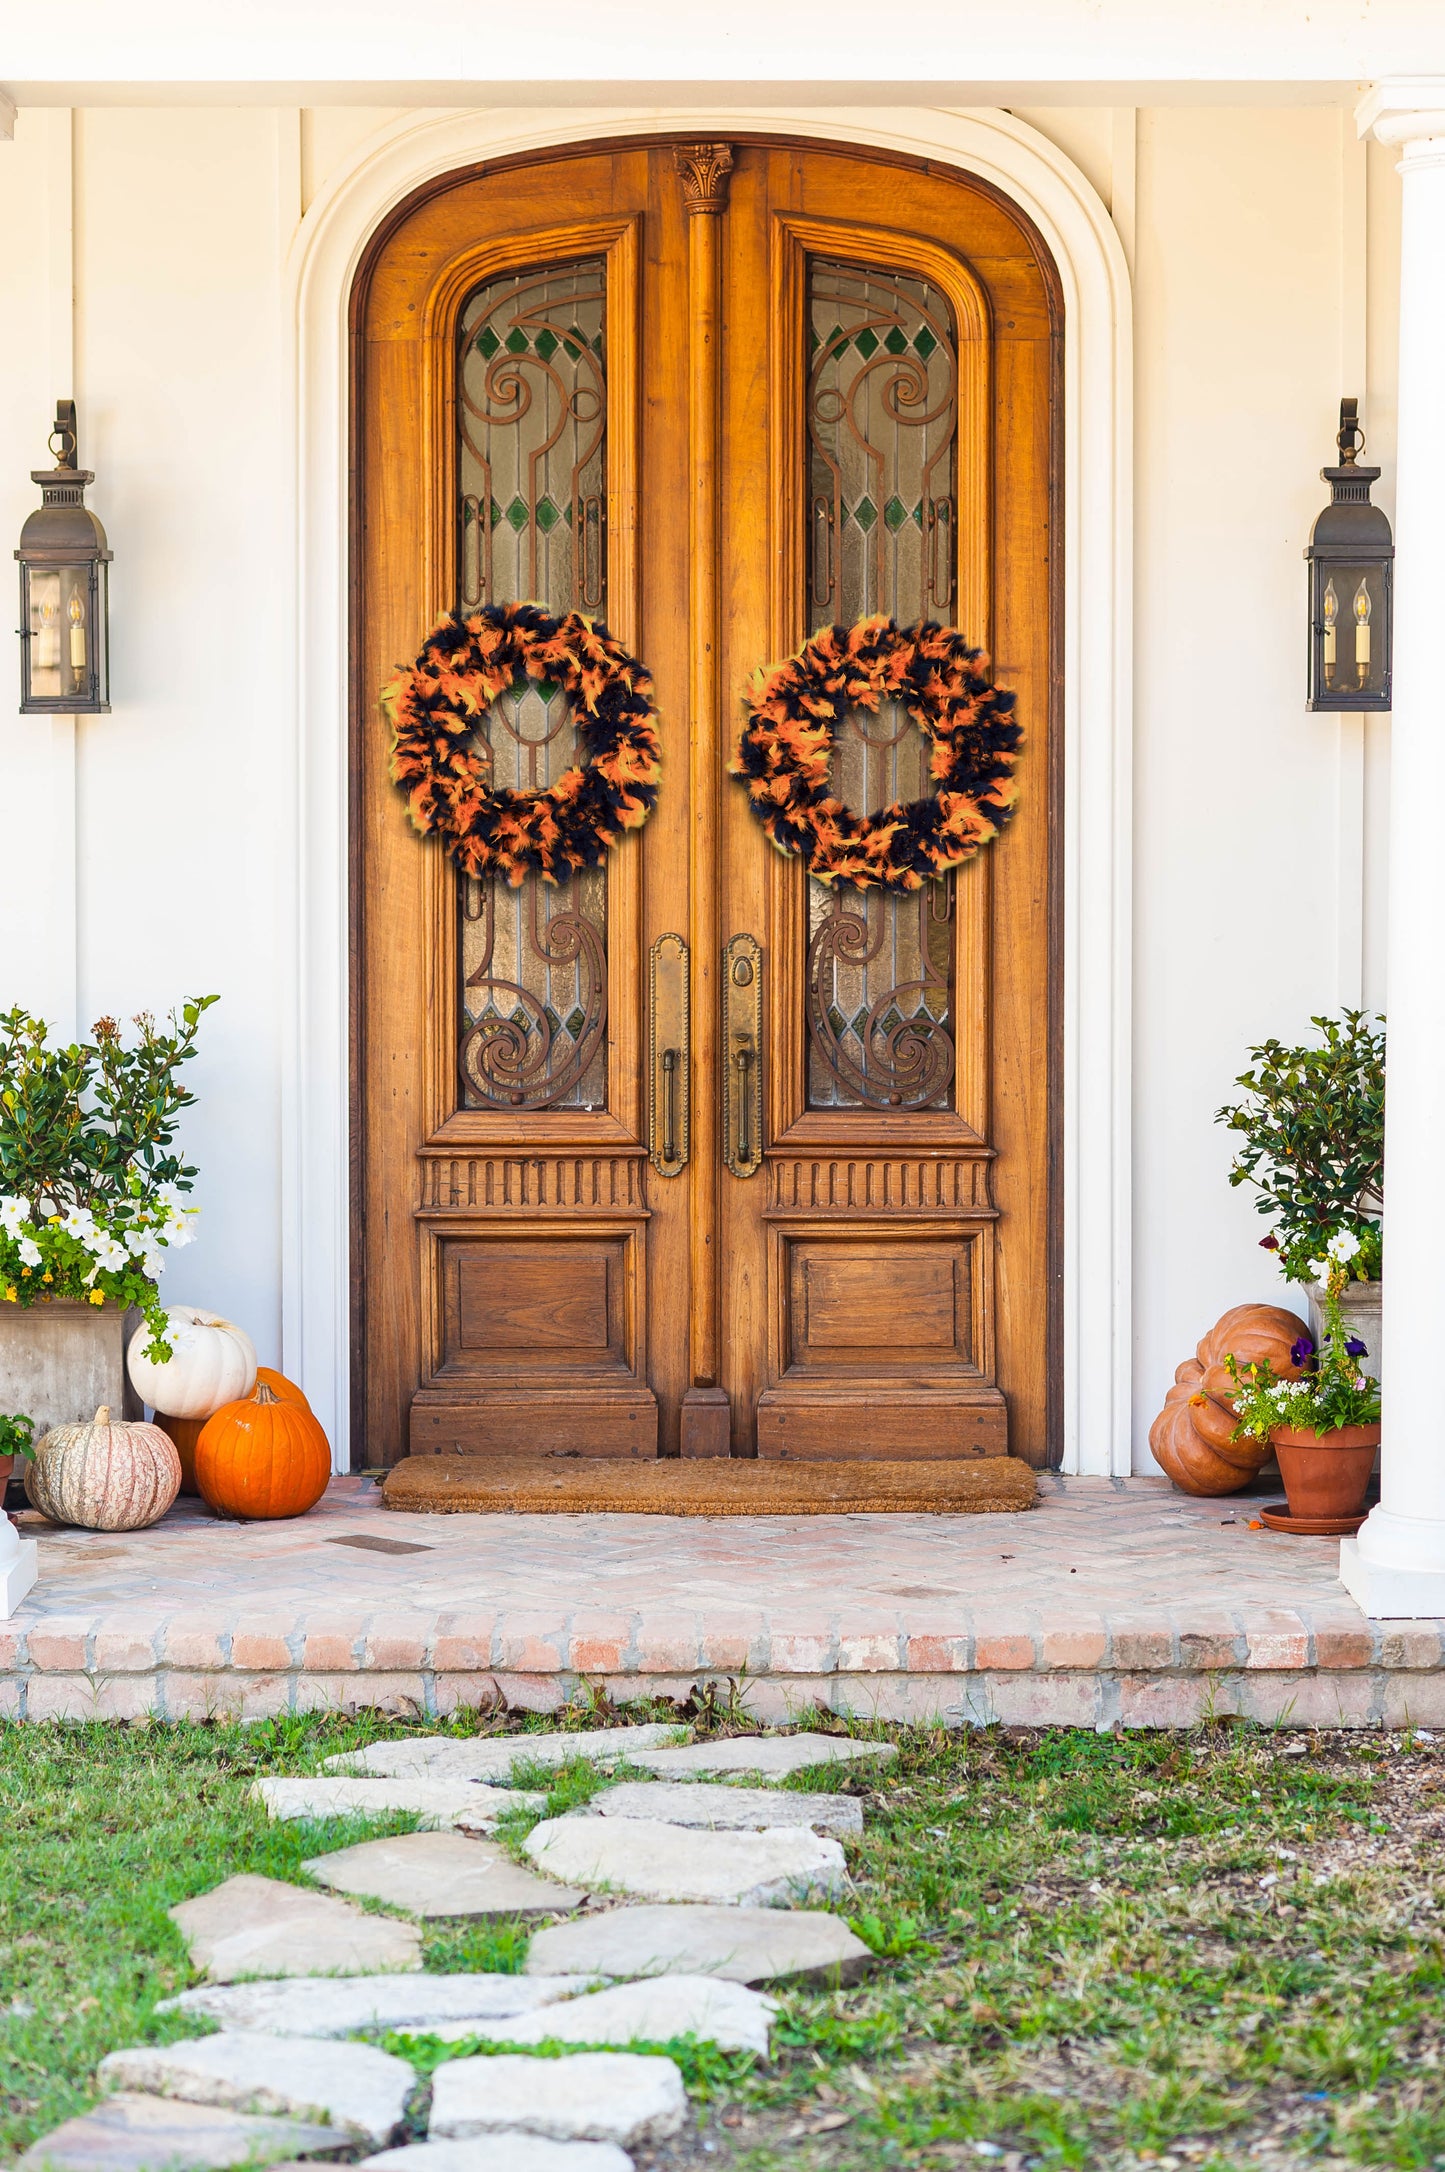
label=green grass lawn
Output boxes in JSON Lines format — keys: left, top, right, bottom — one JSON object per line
{"left": 3, "top": 1707, "right": 1444, "bottom": 2172}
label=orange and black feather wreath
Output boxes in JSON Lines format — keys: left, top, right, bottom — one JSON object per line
{"left": 382, "top": 602, "right": 661, "bottom": 887}
{"left": 730, "top": 614, "right": 1022, "bottom": 891}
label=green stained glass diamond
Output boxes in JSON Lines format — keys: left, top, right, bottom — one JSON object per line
{"left": 853, "top": 328, "right": 879, "bottom": 359}
{"left": 504, "top": 497, "right": 530, "bottom": 533}
{"left": 884, "top": 495, "right": 909, "bottom": 533}
{"left": 535, "top": 497, "right": 562, "bottom": 534}
{"left": 879, "top": 1005, "right": 903, "bottom": 1032}
{"left": 827, "top": 1005, "right": 849, "bottom": 1039}
{"left": 543, "top": 1006, "right": 563, "bottom": 1035}
{"left": 883, "top": 326, "right": 908, "bottom": 355}
{"left": 851, "top": 496, "right": 877, "bottom": 531}
{"left": 505, "top": 327, "right": 529, "bottom": 355}
{"left": 850, "top": 1008, "right": 871, "bottom": 1037}
{"left": 564, "top": 1008, "right": 586, "bottom": 1039}
{"left": 914, "top": 326, "right": 938, "bottom": 360}
{"left": 474, "top": 327, "right": 502, "bottom": 359}
{"left": 489, "top": 497, "right": 504, "bottom": 528}
{"left": 534, "top": 329, "right": 559, "bottom": 362}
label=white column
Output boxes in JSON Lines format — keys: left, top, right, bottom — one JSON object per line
{"left": 1341, "top": 84, "right": 1445, "bottom": 1616}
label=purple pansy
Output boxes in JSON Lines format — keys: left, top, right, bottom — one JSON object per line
{"left": 1290, "top": 1335, "right": 1316, "bottom": 1367}
{"left": 1345, "top": 1337, "right": 1368, "bottom": 1358}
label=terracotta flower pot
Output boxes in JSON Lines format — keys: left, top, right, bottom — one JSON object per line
{"left": 1270, "top": 1424, "right": 1380, "bottom": 1523}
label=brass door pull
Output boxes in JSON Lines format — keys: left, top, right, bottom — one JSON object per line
{"left": 649, "top": 934, "right": 690, "bottom": 1176}
{"left": 662, "top": 1047, "right": 678, "bottom": 1165}
{"left": 722, "top": 932, "right": 763, "bottom": 1177}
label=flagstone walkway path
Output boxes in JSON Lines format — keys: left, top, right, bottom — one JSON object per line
{"left": 4, "top": 1474, "right": 1443, "bottom": 1728}
{"left": 17, "top": 1722, "right": 884, "bottom": 2172}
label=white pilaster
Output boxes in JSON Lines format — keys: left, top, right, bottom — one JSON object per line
{"left": 1342, "top": 84, "right": 1445, "bottom": 1617}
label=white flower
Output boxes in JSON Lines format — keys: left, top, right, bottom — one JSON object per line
{"left": 157, "top": 1181, "right": 189, "bottom": 1214}
{"left": 1306, "top": 1259, "right": 1330, "bottom": 1287}
{"left": 164, "top": 1210, "right": 197, "bottom": 1249}
{"left": 1328, "top": 1229, "right": 1362, "bottom": 1263}
{"left": 16, "top": 1236, "right": 41, "bottom": 1268}
{"left": 59, "top": 1204, "right": 98, "bottom": 1242}
{"left": 0, "top": 1195, "right": 32, "bottom": 1238}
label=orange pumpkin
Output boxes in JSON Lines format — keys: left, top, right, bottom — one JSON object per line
{"left": 196, "top": 1382, "right": 331, "bottom": 1520}
{"left": 157, "top": 1371, "right": 309, "bottom": 1495}
{"left": 255, "top": 1366, "right": 311, "bottom": 1411}
{"left": 1148, "top": 1302, "right": 1310, "bottom": 1496}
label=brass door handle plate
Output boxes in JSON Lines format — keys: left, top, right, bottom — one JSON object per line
{"left": 722, "top": 932, "right": 763, "bottom": 1178}
{"left": 648, "top": 932, "right": 690, "bottom": 1176}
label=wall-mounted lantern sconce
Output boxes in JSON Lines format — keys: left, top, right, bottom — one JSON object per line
{"left": 1306, "top": 398, "right": 1392, "bottom": 712}
{"left": 15, "top": 400, "right": 111, "bottom": 714}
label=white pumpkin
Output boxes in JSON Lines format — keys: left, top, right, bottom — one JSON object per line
{"left": 26, "top": 1406, "right": 181, "bottom": 1531}
{"left": 127, "top": 1306, "right": 258, "bottom": 1420}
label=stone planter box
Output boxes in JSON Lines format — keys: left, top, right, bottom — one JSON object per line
{"left": 1306, "top": 1278, "right": 1382, "bottom": 1381}
{"left": 0, "top": 1299, "right": 142, "bottom": 1442}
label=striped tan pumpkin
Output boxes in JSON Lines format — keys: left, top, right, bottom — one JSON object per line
{"left": 26, "top": 1406, "right": 181, "bottom": 1530}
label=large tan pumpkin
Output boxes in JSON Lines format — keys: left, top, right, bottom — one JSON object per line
{"left": 1148, "top": 1303, "right": 1310, "bottom": 1496}
{"left": 127, "top": 1307, "right": 258, "bottom": 1420}
{"left": 26, "top": 1406, "right": 181, "bottom": 1530}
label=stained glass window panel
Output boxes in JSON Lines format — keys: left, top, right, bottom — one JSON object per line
{"left": 804, "top": 257, "right": 960, "bottom": 1111}
{"left": 454, "top": 259, "right": 609, "bottom": 1112}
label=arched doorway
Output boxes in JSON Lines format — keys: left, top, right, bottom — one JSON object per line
{"left": 350, "top": 134, "right": 1061, "bottom": 1467}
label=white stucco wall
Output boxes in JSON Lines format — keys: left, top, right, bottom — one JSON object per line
{"left": 0, "top": 96, "right": 1401, "bottom": 1463}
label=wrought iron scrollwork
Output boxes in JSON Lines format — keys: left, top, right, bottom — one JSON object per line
{"left": 458, "top": 875, "right": 607, "bottom": 1110}
{"left": 458, "top": 266, "right": 607, "bottom": 614}
{"left": 806, "top": 883, "right": 955, "bottom": 1111}
{"left": 801, "top": 255, "right": 962, "bottom": 1110}
{"left": 807, "top": 258, "right": 958, "bottom": 624}
{"left": 454, "top": 255, "right": 611, "bottom": 1114}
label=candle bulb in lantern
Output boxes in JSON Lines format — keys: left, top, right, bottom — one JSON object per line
{"left": 1354, "top": 578, "right": 1371, "bottom": 686}
{"left": 68, "top": 591, "right": 86, "bottom": 674}
{"left": 34, "top": 591, "right": 60, "bottom": 673}
{"left": 1323, "top": 577, "right": 1338, "bottom": 685}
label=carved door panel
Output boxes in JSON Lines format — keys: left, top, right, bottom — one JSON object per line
{"left": 352, "top": 139, "right": 1058, "bottom": 1467}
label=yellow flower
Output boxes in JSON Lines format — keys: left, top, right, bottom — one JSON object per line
{"left": 2, "top": 1286, "right": 15, "bottom": 1302}
{"left": 88, "top": 1289, "right": 105, "bottom": 1307}
{"left": 41, "top": 1271, "right": 52, "bottom": 1284}
{"left": 19, "top": 1267, "right": 30, "bottom": 1279}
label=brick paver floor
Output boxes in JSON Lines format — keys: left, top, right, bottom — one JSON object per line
{"left": 4, "top": 1474, "right": 1441, "bottom": 1728}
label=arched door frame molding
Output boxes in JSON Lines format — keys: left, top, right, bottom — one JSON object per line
{"left": 282, "top": 104, "right": 1133, "bottom": 1474}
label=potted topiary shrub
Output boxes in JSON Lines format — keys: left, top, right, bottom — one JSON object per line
{"left": 0, "top": 998, "right": 217, "bottom": 1435}
{"left": 1226, "top": 1258, "right": 1381, "bottom": 1532}
{"left": 1215, "top": 1008, "right": 1384, "bottom": 1376}
{"left": 0, "top": 1411, "right": 34, "bottom": 1500}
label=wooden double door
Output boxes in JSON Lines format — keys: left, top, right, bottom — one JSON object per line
{"left": 353, "top": 136, "right": 1059, "bottom": 1468}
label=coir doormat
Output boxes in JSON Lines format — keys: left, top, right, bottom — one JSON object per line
{"left": 381, "top": 1454, "right": 1037, "bottom": 1517}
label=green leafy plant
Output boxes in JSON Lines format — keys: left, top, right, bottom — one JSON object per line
{"left": 0, "top": 1412, "right": 35, "bottom": 1461}
{"left": 1226, "top": 1265, "right": 1381, "bottom": 1442}
{"left": 0, "top": 998, "right": 218, "bottom": 1358}
{"left": 1215, "top": 1008, "right": 1384, "bottom": 1285}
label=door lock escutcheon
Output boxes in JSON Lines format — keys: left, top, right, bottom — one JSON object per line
{"left": 722, "top": 932, "right": 763, "bottom": 1178}
{"left": 648, "top": 932, "right": 690, "bottom": 1177}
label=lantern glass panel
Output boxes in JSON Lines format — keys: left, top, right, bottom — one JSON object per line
{"left": 1313, "top": 556, "right": 1390, "bottom": 707}
{"left": 22, "top": 559, "right": 106, "bottom": 710}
